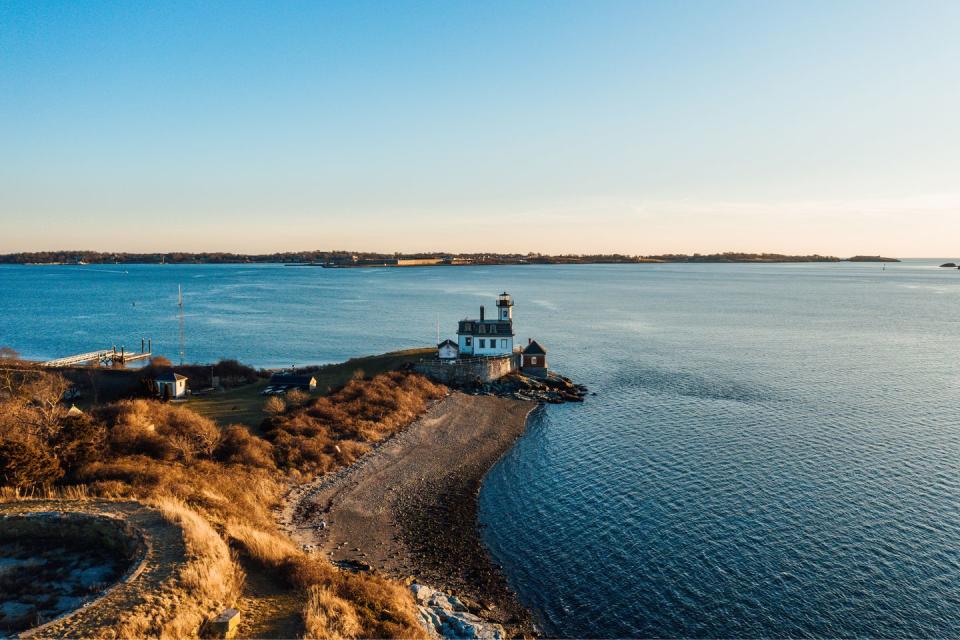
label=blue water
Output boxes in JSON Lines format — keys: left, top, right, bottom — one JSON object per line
{"left": 2, "top": 260, "right": 960, "bottom": 638}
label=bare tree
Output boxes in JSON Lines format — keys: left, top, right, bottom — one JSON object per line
{"left": 0, "top": 370, "right": 69, "bottom": 442}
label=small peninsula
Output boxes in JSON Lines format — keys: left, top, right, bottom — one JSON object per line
{"left": 0, "top": 292, "right": 581, "bottom": 638}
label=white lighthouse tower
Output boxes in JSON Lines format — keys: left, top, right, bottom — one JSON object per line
{"left": 496, "top": 292, "right": 514, "bottom": 321}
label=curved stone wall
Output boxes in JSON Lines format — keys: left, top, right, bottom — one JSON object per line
{"left": 0, "top": 511, "right": 147, "bottom": 636}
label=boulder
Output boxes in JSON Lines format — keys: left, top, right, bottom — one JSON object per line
{"left": 412, "top": 583, "right": 435, "bottom": 605}
{"left": 207, "top": 608, "right": 241, "bottom": 640}
{"left": 446, "top": 595, "right": 468, "bottom": 612}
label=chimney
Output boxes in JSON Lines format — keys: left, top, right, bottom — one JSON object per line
{"left": 528, "top": 338, "right": 532, "bottom": 345}
{"left": 480, "top": 306, "right": 485, "bottom": 321}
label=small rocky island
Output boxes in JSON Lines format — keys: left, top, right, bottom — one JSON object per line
{"left": 414, "top": 293, "right": 587, "bottom": 404}
{"left": 940, "top": 262, "right": 958, "bottom": 268}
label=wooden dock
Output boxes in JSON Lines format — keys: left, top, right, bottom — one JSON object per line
{"left": 42, "top": 345, "right": 152, "bottom": 368}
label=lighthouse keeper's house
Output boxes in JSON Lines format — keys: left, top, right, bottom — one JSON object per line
{"left": 457, "top": 292, "right": 515, "bottom": 356}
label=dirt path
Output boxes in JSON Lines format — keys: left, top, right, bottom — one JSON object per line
{"left": 233, "top": 552, "right": 305, "bottom": 640}
{"left": 280, "top": 392, "right": 538, "bottom": 636}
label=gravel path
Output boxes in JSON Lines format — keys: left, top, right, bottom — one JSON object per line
{"left": 280, "top": 392, "right": 538, "bottom": 637}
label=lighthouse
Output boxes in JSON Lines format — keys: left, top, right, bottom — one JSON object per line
{"left": 456, "top": 292, "right": 516, "bottom": 356}
{"left": 496, "top": 292, "right": 513, "bottom": 321}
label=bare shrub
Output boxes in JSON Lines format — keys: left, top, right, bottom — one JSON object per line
{"left": 264, "top": 395, "right": 286, "bottom": 416}
{"left": 100, "top": 399, "right": 219, "bottom": 462}
{"left": 149, "top": 355, "right": 173, "bottom": 367}
{"left": 263, "top": 371, "right": 444, "bottom": 474}
{"left": 0, "top": 370, "right": 77, "bottom": 489}
{"left": 0, "top": 370, "right": 69, "bottom": 442}
{"left": 214, "top": 425, "right": 276, "bottom": 469}
{"left": 285, "top": 388, "right": 309, "bottom": 407}
{"left": 213, "top": 359, "right": 258, "bottom": 383}
{"left": 0, "top": 439, "right": 63, "bottom": 489}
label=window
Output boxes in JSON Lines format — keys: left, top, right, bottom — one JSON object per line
{"left": 531, "top": 356, "right": 538, "bottom": 365}
{"left": 479, "top": 339, "right": 486, "bottom": 348}
{"left": 465, "top": 337, "right": 472, "bottom": 346}
{"left": 479, "top": 324, "right": 486, "bottom": 334}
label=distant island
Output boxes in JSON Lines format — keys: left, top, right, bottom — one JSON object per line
{"left": 0, "top": 250, "right": 900, "bottom": 266}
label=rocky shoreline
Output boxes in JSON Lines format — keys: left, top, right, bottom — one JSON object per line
{"left": 279, "top": 393, "right": 540, "bottom": 637}
{"left": 466, "top": 371, "right": 590, "bottom": 404}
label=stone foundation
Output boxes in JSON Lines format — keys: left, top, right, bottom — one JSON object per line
{"left": 414, "top": 354, "right": 519, "bottom": 385}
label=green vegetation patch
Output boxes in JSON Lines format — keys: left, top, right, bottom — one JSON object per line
{"left": 189, "top": 348, "right": 434, "bottom": 430}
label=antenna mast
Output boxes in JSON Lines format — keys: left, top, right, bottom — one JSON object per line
{"left": 178, "top": 284, "right": 185, "bottom": 365}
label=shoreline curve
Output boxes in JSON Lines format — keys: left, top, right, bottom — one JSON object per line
{"left": 280, "top": 391, "right": 539, "bottom": 636}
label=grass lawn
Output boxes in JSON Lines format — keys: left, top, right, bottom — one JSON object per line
{"left": 188, "top": 347, "right": 435, "bottom": 430}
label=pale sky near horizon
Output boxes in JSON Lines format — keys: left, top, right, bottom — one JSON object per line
{"left": 1, "top": 1, "right": 958, "bottom": 256}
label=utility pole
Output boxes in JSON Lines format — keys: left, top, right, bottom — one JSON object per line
{"left": 178, "top": 284, "right": 185, "bottom": 366}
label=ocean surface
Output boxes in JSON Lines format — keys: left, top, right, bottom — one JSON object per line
{"left": 2, "top": 260, "right": 960, "bottom": 638}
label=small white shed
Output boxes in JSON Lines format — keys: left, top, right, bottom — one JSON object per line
{"left": 438, "top": 339, "right": 459, "bottom": 360}
{"left": 155, "top": 371, "right": 188, "bottom": 399}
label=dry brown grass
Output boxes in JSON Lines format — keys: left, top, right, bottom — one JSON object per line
{"left": 76, "top": 456, "right": 284, "bottom": 531}
{"left": 112, "top": 497, "right": 242, "bottom": 640}
{"left": 0, "top": 367, "right": 440, "bottom": 639}
{"left": 226, "top": 519, "right": 425, "bottom": 639}
{"left": 225, "top": 521, "right": 300, "bottom": 569}
{"left": 0, "top": 484, "right": 91, "bottom": 502}
{"left": 98, "top": 399, "right": 221, "bottom": 463}
{"left": 265, "top": 371, "right": 446, "bottom": 474}
{"left": 304, "top": 585, "right": 362, "bottom": 640}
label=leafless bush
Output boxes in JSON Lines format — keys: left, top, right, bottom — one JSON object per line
{"left": 264, "top": 371, "right": 445, "bottom": 474}
{"left": 285, "top": 388, "right": 309, "bottom": 407}
{"left": 264, "top": 395, "right": 286, "bottom": 416}
{"left": 214, "top": 425, "right": 276, "bottom": 469}
{"left": 99, "top": 399, "right": 220, "bottom": 462}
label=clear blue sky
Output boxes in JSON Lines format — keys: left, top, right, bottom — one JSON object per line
{"left": 1, "top": 1, "right": 958, "bottom": 255}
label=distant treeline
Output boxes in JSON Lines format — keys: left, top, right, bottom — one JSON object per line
{"left": 0, "top": 250, "right": 899, "bottom": 264}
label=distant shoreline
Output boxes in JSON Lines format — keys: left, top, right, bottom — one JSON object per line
{"left": 1, "top": 252, "right": 900, "bottom": 266}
